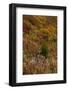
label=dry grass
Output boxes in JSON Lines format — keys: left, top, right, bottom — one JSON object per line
{"left": 23, "top": 15, "right": 57, "bottom": 75}
{"left": 23, "top": 56, "right": 57, "bottom": 74}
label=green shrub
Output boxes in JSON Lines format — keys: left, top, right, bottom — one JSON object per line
{"left": 40, "top": 42, "right": 49, "bottom": 58}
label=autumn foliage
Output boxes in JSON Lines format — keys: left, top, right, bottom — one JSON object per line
{"left": 23, "top": 15, "right": 57, "bottom": 74}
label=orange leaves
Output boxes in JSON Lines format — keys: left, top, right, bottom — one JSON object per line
{"left": 23, "top": 15, "right": 57, "bottom": 74}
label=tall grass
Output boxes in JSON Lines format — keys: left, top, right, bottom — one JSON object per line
{"left": 23, "top": 15, "right": 57, "bottom": 75}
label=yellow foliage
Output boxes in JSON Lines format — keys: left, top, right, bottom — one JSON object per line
{"left": 23, "top": 15, "right": 57, "bottom": 74}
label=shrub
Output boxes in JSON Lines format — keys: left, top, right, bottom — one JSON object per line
{"left": 40, "top": 42, "right": 49, "bottom": 58}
